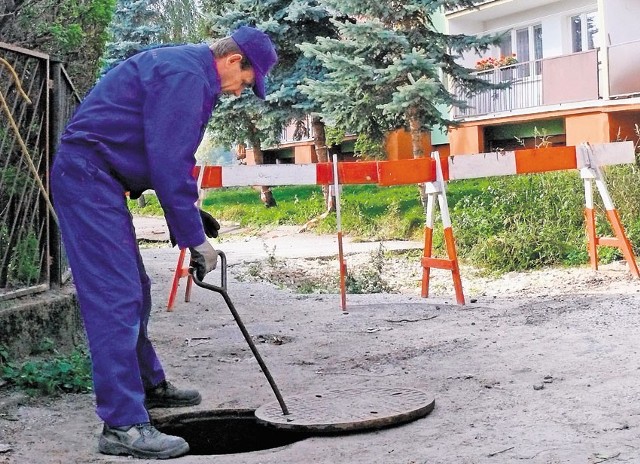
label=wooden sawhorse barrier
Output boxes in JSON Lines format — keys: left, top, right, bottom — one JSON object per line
{"left": 167, "top": 141, "right": 639, "bottom": 310}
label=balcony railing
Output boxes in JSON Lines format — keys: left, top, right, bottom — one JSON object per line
{"left": 454, "top": 60, "right": 543, "bottom": 118}
{"left": 454, "top": 49, "right": 600, "bottom": 119}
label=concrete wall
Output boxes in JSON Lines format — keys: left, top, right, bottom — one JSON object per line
{"left": 0, "top": 288, "right": 83, "bottom": 359}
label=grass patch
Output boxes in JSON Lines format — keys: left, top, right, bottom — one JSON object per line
{"left": 127, "top": 164, "right": 640, "bottom": 274}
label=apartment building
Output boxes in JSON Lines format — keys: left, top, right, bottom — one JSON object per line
{"left": 446, "top": 0, "right": 640, "bottom": 154}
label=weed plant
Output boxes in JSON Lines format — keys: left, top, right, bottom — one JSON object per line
{"left": 7, "top": 231, "right": 41, "bottom": 286}
{"left": 346, "top": 244, "right": 394, "bottom": 294}
{"left": 0, "top": 341, "right": 92, "bottom": 396}
{"left": 452, "top": 172, "right": 589, "bottom": 272}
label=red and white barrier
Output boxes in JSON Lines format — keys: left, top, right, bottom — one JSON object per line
{"left": 168, "top": 141, "right": 638, "bottom": 310}
{"left": 422, "top": 152, "right": 464, "bottom": 305}
{"left": 578, "top": 143, "right": 640, "bottom": 278}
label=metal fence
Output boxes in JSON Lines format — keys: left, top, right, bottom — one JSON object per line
{"left": 453, "top": 49, "right": 604, "bottom": 119}
{"left": 454, "top": 59, "right": 543, "bottom": 118}
{"left": 0, "top": 42, "right": 80, "bottom": 300}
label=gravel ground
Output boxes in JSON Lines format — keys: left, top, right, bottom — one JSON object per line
{"left": 2, "top": 221, "right": 640, "bottom": 464}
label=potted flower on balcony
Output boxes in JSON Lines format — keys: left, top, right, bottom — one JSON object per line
{"left": 475, "top": 54, "right": 518, "bottom": 79}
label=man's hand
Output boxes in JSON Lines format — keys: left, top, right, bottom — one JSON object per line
{"left": 200, "top": 209, "right": 221, "bottom": 238}
{"left": 189, "top": 240, "right": 218, "bottom": 280}
{"left": 169, "top": 209, "right": 221, "bottom": 247}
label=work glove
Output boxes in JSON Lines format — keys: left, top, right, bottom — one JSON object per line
{"left": 189, "top": 240, "right": 218, "bottom": 281}
{"left": 200, "top": 209, "right": 221, "bottom": 239}
{"left": 169, "top": 209, "right": 221, "bottom": 247}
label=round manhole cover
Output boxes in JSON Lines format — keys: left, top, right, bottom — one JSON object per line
{"left": 255, "top": 387, "right": 434, "bottom": 433}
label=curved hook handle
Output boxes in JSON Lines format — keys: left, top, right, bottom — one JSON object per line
{"left": 190, "top": 250, "right": 227, "bottom": 292}
{"left": 187, "top": 249, "right": 290, "bottom": 415}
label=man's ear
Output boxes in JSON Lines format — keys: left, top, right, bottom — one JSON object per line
{"left": 226, "top": 53, "right": 243, "bottom": 65}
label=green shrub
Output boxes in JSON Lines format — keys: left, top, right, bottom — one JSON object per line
{"left": 7, "top": 231, "right": 41, "bottom": 286}
{"left": 1, "top": 342, "right": 93, "bottom": 396}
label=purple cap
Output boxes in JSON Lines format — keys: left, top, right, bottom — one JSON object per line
{"left": 231, "top": 26, "right": 278, "bottom": 99}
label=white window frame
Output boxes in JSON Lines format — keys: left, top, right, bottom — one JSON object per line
{"left": 492, "top": 23, "right": 542, "bottom": 77}
{"left": 570, "top": 10, "right": 599, "bottom": 53}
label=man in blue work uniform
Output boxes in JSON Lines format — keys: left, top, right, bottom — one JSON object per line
{"left": 50, "top": 26, "right": 278, "bottom": 459}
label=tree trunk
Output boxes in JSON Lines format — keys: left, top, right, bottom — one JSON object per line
{"left": 312, "top": 116, "right": 333, "bottom": 210}
{"left": 249, "top": 131, "right": 277, "bottom": 208}
{"left": 407, "top": 107, "right": 429, "bottom": 212}
{"left": 298, "top": 116, "right": 335, "bottom": 231}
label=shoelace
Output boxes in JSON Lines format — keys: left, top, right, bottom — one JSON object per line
{"left": 134, "top": 424, "right": 160, "bottom": 438}
{"left": 156, "top": 381, "right": 178, "bottom": 395}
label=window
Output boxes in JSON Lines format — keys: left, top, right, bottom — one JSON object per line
{"left": 571, "top": 11, "right": 600, "bottom": 53}
{"left": 514, "top": 24, "right": 543, "bottom": 76}
{"left": 499, "top": 33, "right": 512, "bottom": 58}
{"left": 478, "top": 24, "right": 542, "bottom": 76}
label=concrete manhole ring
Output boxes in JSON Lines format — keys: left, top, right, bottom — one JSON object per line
{"left": 255, "top": 386, "right": 435, "bottom": 433}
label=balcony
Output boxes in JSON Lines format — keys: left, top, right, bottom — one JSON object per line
{"left": 609, "top": 39, "right": 640, "bottom": 98}
{"left": 445, "top": 0, "right": 560, "bottom": 20}
{"left": 454, "top": 38, "right": 640, "bottom": 119}
{"left": 454, "top": 49, "right": 600, "bottom": 119}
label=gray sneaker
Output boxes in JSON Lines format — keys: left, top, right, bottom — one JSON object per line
{"left": 98, "top": 423, "right": 189, "bottom": 459}
{"left": 145, "top": 380, "right": 202, "bottom": 408}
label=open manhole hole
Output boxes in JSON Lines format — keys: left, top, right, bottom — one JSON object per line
{"left": 153, "top": 388, "right": 434, "bottom": 455}
{"left": 154, "top": 409, "right": 311, "bottom": 455}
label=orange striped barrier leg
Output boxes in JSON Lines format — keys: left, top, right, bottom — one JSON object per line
{"left": 167, "top": 166, "right": 206, "bottom": 310}
{"left": 167, "top": 248, "right": 193, "bottom": 311}
{"left": 606, "top": 209, "right": 640, "bottom": 277}
{"left": 420, "top": 152, "right": 465, "bottom": 305}
{"left": 583, "top": 174, "right": 599, "bottom": 270}
{"left": 421, "top": 219, "right": 433, "bottom": 298}
{"left": 579, "top": 143, "right": 639, "bottom": 278}
{"left": 337, "top": 231, "right": 347, "bottom": 310}
{"left": 584, "top": 207, "right": 599, "bottom": 270}
{"left": 332, "top": 154, "right": 347, "bottom": 311}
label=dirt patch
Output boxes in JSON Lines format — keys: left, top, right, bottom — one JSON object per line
{"left": 2, "top": 228, "right": 640, "bottom": 463}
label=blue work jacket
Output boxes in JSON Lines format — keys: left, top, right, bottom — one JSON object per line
{"left": 58, "top": 44, "right": 221, "bottom": 249}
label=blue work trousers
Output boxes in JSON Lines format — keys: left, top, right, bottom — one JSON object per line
{"left": 51, "top": 152, "right": 165, "bottom": 427}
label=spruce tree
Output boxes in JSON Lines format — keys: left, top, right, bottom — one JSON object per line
{"left": 299, "top": 0, "right": 500, "bottom": 160}
{"left": 102, "top": 0, "right": 163, "bottom": 71}
{"left": 203, "top": 0, "right": 340, "bottom": 207}
{"left": 152, "top": 0, "right": 205, "bottom": 43}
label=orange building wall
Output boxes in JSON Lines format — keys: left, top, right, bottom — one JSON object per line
{"left": 294, "top": 144, "right": 317, "bottom": 164}
{"left": 433, "top": 144, "right": 450, "bottom": 158}
{"left": 384, "top": 129, "right": 432, "bottom": 160}
{"left": 565, "top": 113, "right": 610, "bottom": 146}
{"left": 449, "top": 125, "right": 484, "bottom": 155}
{"left": 244, "top": 148, "right": 257, "bottom": 165}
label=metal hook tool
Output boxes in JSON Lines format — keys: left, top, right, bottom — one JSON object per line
{"left": 190, "top": 251, "right": 289, "bottom": 415}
